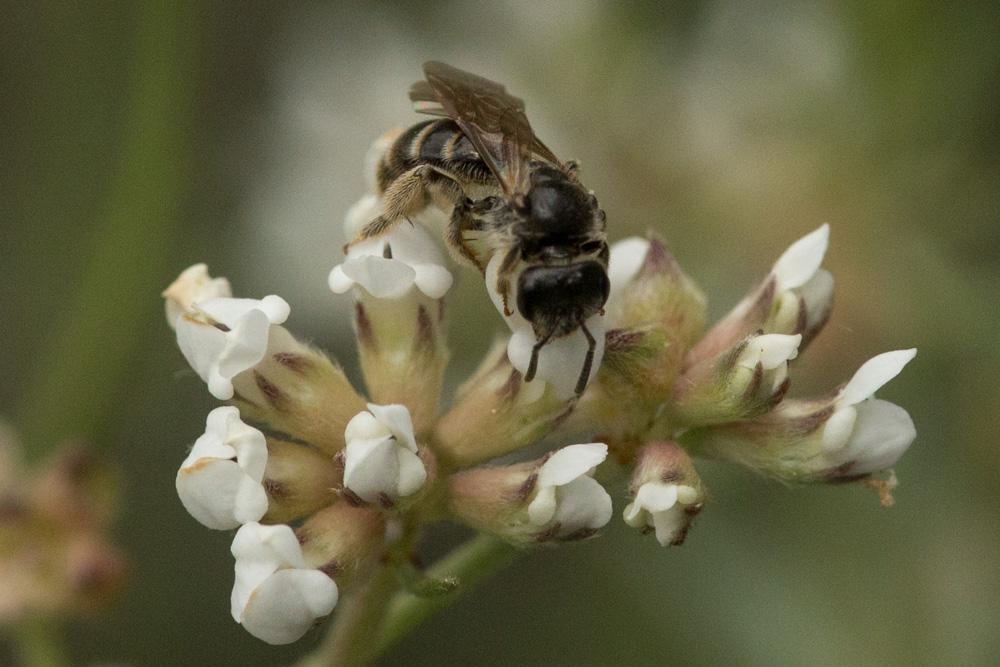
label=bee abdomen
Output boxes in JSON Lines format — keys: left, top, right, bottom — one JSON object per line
{"left": 378, "top": 119, "right": 491, "bottom": 193}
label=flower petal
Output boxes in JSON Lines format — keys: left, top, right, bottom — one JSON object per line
{"left": 841, "top": 399, "right": 916, "bottom": 474}
{"left": 366, "top": 403, "right": 417, "bottom": 452}
{"left": 339, "top": 255, "right": 417, "bottom": 299}
{"left": 772, "top": 224, "right": 829, "bottom": 291}
{"left": 839, "top": 349, "right": 917, "bottom": 406}
{"left": 344, "top": 411, "right": 391, "bottom": 442}
{"left": 551, "top": 475, "right": 613, "bottom": 533}
{"left": 608, "top": 237, "right": 650, "bottom": 294}
{"left": 230, "top": 523, "right": 306, "bottom": 620}
{"left": 737, "top": 333, "right": 801, "bottom": 370}
{"left": 239, "top": 569, "right": 338, "bottom": 645}
{"left": 395, "top": 447, "right": 428, "bottom": 497}
{"left": 537, "top": 443, "right": 608, "bottom": 488}
{"left": 343, "top": 438, "right": 399, "bottom": 502}
{"left": 633, "top": 482, "right": 680, "bottom": 513}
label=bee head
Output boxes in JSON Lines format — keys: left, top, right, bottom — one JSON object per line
{"left": 516, "top": 261, "right": 610, "bottom": 340}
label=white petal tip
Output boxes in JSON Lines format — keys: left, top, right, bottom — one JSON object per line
{"left": 773, "top": 224, "right": 830, "bottom": 291}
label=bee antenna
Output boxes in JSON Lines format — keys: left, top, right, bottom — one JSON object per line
{"left": 524, "top": 332, "right": 552, "bottom": 383}
{"left": 575, "top": 320, "right": 597, "bottom": 397}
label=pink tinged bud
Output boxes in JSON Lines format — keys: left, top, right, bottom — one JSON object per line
{"left": 623, "top": 441, "right": 705, "bottom": 546}
{"left": 176, "top": 407, "right": 268, "bottom": 530}
{"left": 687, "top": 225, "right": 832, "bottom": 368}
{"left": 230, "top": 522, "right": 338, "bottom": 645}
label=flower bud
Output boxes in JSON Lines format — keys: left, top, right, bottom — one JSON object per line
{"left": 295, "top": 503, "right": 386, "bottom": 585}
{"left": 261, "top": 438, "right": 340, "bottom": 524}
{"left": 684, "top": 349, "right": 917, "bottom": 485}
{"left": 231, "top": 325, "right": 367, "bottom": 455}
{"left": 687, "top": 225, "right": 833, "bottom": 367}
{"left": 330, "top": 195, "right": 451, "bottom": 431}
{"left": 670, "top": 333, "right": 801, "bottom": 427}
{"left": 230, "top": 522, "right": 339, "bottom": 645}
{"left": 176, "top": 406, "right": 268, "bottom": 530}
{"left": 623, "top": 441, "right": 705, "bottom": 546}
{"left": 449, "top": 443, "right": 613, "bottom": 544}
{"left": 433, "top": 342, "right": 573, "bottom": 467}
{"left": 341, "top": 404, "right": 429, "bottom": 509}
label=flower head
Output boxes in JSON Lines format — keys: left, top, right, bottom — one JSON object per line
{"left": 230, "top": 522, "right": 338, "bottom": 645}
{"left": 176, "top": 407, "right": 268, "bottom": 530}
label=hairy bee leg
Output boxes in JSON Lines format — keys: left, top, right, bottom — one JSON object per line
{"left": 354, "top": 165, "right": 462, "bottom": 244}
{"left": 494, "top": 245, "right": 521, "bottom": 317}
{"left": 524, "top": 332, "right": 553, "bottom": 383}
{"left": 446, "top": 200, "right": 486, "bottom": 271}
{"left": 575, "top": 320, "right": 597, "bottom": 397}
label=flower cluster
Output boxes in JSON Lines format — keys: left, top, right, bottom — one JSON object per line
{"left": 163, "top": 142, "right": 916, "bottom": 645}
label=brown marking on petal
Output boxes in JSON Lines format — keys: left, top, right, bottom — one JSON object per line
{"left": 332, "top": 450, "right": 346, "bottom": 472}
{"left": 560, "top": 527, "right": 598, "bottom": 542}
{"left": 794, "top": 405, "right": 836, "bottom": 436}
{"left": 767, "top": 377, "right": 792, "bottom": 408}
{"left": 496, "top": 369, "right": 521, "bottom": 402}
{"left": 213, "top": 322, "right": 232, "bottom": 332}
{"left": 341, "top": 488, "right": 366, "bottom": 507}
{"left": 437, "top": 298, "right": 446, "bottom": 323}
{"left": 640, "top": 525, "right": 654, "bottom": 536}
{"left": 382, "top": 242, "right": 393, "bottom": 259}
{"left": 296, "top": 530, "right": 309, "bottom": 545}
{"left": 826, "top": 461, "right": 859, "bottom": 481}
{"left": 254, "top": 371, "right": 288, "bottom": 411}
{"left": 516, "top": 473, "right": 538, "bottom": 501}
{"left": 639, "top": 235, "right": 678, "bottom": 277}
{"left": 355, "top": 302, "right": 376, "bottom": 351}
{"left": 319, "top": 560, "right": 343, "bottom": 578}
{"left": 684, "top": 504, "right": 703, "bottom": 517}
{"left": 413, "top": 305, "right": 434, "bottom": 352}
{"left": 377, "top": 492, "right": 395, "bottom": 510}
{"left": 671, "top": 523, "right": 692, "bottom": 546}
{"left": 230, "top": 390, "right": 260, "bottom": 410}
{"left": 742, "top": 361, "right": 764, "bottom": 400}
{"left": 795, "top": 295, "right": 808, "bottom": 334}
{"left": 262, "top": 478, "right": 288, "bottom": 500}
{"left": 273, "top": 352, "right": 310, "bottom": 374}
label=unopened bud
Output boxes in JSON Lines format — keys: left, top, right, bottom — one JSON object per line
{"left": 296, "top": 503, "right": 386, "bottom": 585}
{"left": 262, "top": 439, "right": 341, "bottom": 524}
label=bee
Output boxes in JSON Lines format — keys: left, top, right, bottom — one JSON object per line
{"left": 354, "top": 61, "right": 609, "bottom": 396}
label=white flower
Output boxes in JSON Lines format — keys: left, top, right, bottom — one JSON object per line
{"left": 176, "top": 407, "right": 268, "bottom": 530}
{"left": 772, "top": 224, "right": 830, "bottom": 292}
{"left": 328, "top": 195, "right": 453, "bottom": 300}
{"left": 736, "top": 333, "right": 802, "bottom": 391}
{"left": 527, "top": 443, "right": 613, "bottom": 536}
{"left": 342, "top": 403, "right": 427, "bottom": 504}
{"left": 604, "top": 236, "right": 650, "bottom": 323}
{"left": 623, "top": 482, "right": 702, "bottom": 547}
{"left": 485, "top": 254, "right": 607, "bottom": 400}
{"left": 175, "top": 294, "right": 290, "bottom": 400}
{"left": 230, "top": 522, "right": 338, "bottom": 645}
{"left": 162, "top": 263, "right": 232, "bottom": 329}
{"left": 820, "top": 349, "right": 918, "bottom": 474}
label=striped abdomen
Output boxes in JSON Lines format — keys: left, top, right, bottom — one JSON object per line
{"left": 376, "top": 119, "right": 496, "bottom": 193}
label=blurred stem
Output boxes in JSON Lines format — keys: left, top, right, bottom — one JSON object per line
{"left": 12, "top": 618, "right": 67, "bottom": 667}
{"left": 374, "top": 535, "right": 518, "bottom": 657}
{"left": 15, "top": 1, "right": 198, "bottom": 458}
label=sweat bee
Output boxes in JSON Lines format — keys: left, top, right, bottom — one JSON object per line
{"left": 354, "top": 61, "right": 609, "bottom": 396}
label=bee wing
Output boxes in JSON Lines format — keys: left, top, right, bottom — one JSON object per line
{"left": 409, "top": 61, "right": 562, "bottom": 199}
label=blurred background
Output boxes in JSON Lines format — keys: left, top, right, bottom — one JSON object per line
{"left": 2, "top": 1, "right": 998, "bottom": 664}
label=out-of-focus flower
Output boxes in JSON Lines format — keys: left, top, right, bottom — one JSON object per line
{"left": 175, "top": 406, "right": 268, "bottom": 530}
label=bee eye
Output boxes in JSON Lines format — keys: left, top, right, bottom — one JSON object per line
{"left": 580, "top": 240, "right": 604, "bottom": 254}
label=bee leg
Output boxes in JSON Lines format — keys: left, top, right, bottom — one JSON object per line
{"left": 353, "top": 165, "right": 438, "bottom": 244}
{"left": 524, "top": 332, "right": 553, "bottom": 383}
{"left": 495, "top": 245, "right": 520, "bottom": 317}
{"left": 446, "top": 199, "right": 486, "bottom": 271}
{"left": 574, "top": 319, "right": 597, "bottom": 397}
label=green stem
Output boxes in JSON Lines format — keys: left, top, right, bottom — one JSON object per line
{"left": 374, "top": 535, "right": 519, "bottom": 657}
{"left": 12, "top": 618, "right": 67, "bottom": 667}
{"left": 298, "top": 566, "right": 398, "bottom": 667}
{"left": 14, "top": 0, "right": 199, "bottom": 458}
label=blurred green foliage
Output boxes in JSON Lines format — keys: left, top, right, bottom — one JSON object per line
{"left": 2, "top": 1, "right": 998, "bottom": 665}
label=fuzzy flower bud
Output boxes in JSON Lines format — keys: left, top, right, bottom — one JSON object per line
{"left": 688, "top": 225, "right": 833, "bottom": 367}
{"left": 342, "top": 404, "right": 428, "bottom": 507}
{"left": 670, "top": 333, "right": 801, "bottom": 426}
{"left": 296, "top": 503, "right": 386, "bottom": 585}
{"left": 176, "top": 407, "right": 268, "bottom": 530}
{"left": 164, "top": 264, "right": 291, "bottom": 400}
{"left": 230, "top": 522, "right": 338, "bottom": 645}
{"left": 330, "top": 195, "right": 451, "bottom": 431}
{"left": 261, "top": 438, "right": 341, "bottom": 524}
{"left": 685, "top": 349, "right": 917, "bottom": 484}
{"left": 449, "top": 443, "right": 613, "bottom": 544}
{"left": 623, "top": 441, "right": 705, "bottom": 546}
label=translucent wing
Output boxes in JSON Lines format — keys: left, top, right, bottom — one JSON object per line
{"left": 409, "top": 61, "right": 562, "bottom": 199}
